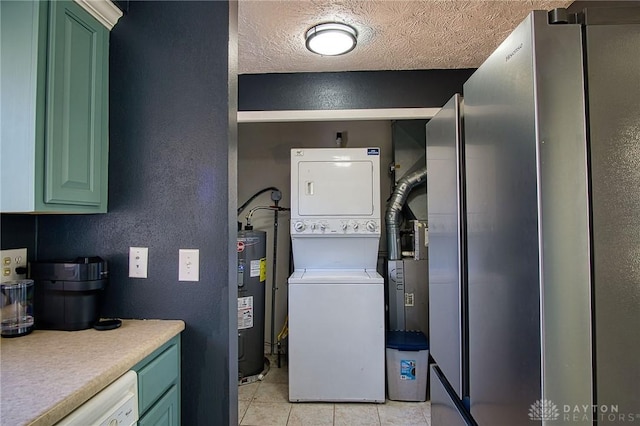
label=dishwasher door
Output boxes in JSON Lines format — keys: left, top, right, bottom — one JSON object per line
{"left": 56, "top": 370, "right": 138, "bottom": 426}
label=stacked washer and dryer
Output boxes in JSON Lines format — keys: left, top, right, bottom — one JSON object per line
{"left": 288, "top": 148, "right": 385, "bottom": 403}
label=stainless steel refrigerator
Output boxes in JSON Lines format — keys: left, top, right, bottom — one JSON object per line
{"left": 427, "top": 94, "right": 474, "bottom": 425}
{"left": 428, "top": 6, "right": 640, "bottom": 425}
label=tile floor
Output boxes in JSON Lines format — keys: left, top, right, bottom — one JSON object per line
{"left": 238, "top": 357, "right": 431, "bottom": 426}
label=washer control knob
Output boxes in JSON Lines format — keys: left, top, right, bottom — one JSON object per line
{"left": 341, "top": 223, "right": 348, "bottom": 231}
{"left": 320, "top": 223, "right": 326, "bottom": 231}
{"left": 310, "top": 223, "right": 316, "bottom": 230}
{"left": 366, "top": 221, "right": 377, "bottom": 232}
{"left": 294, "top": 221, "right": 305, "bottom": 232}
{"left": 353, "top": 222, "right": 359, "bottom": 230}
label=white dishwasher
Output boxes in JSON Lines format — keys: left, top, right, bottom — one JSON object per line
{"left": 56, "top": 370, "right": 139, "bottom": 426}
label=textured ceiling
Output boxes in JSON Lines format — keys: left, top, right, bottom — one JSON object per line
{"left": 238, "top": 0, "right": 573, "bottom": 74}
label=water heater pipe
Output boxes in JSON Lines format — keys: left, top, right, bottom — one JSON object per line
{"left": 244, "top": 202, "right": 291, "bottom": 355}
{"left": 237, "top": 187, "right": 280, "bottom": 215}
{"left": 385, "top": 168, "right": 427, "bottom": 260}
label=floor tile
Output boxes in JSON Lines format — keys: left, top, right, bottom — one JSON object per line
{"left": 252, "top": 382, "right": 290, "bottom": 403}
{"left": 334, "top": 403, "right": 381, "bottom": 426}
{"left": 239, "top": 399, "right": 250, "bottom": 422}
{"left": 263, "top": 364, "right": 289, "bottom": 384}
{"left": 418, "top": 401, "right": 431, "bottom": 424}
{"left": 241, "top": 402, "right": 292, "bottom": 426}
{"left": 378, "top": 400, "right": 428, "bottom": 426}
{"left": 287, "top": 403, "right": 334, "bottom": 425}
{"left": 240, "top": 354, "right": 433, "bottom": 425}
{"left": 239, "top": 382, "right": 260, "bottom": 401}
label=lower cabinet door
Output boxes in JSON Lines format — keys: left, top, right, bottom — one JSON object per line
{"left": 139, "top": 385, "right": 179, "bottom": 426}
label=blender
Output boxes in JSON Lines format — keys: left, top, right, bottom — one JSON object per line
{"left": 1, "top": 279, "right": 34, "bottom": 337}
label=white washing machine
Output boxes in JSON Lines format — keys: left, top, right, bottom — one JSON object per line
{"left": 288, "top": 148, "right": 385, "bottom": 403}
{"left": 288, "top": 269, "right": 384, "bottom": 402}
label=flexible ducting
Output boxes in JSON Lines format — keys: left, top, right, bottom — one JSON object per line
{"left": 385, "top": 168, "right": 427, "bottom": 260}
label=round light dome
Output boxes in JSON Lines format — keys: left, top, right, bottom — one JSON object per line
{"left": 305, "top": 23, "right": 357, "bottom": 56}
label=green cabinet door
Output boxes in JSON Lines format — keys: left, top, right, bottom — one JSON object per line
{"left": 134, "top": 336, "right": 182, "bottom": 425}
{"left": 0, "top": 0, "right": 110, "bottom": 213}
{"left": 44, "top": 1, "right": 108, "bottom": 208}
{"left": 138, "top": 385, "right": 180, "bottom": 426}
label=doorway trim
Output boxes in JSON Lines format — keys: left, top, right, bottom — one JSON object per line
{"left": 238, "top": 108, "right": 439, "bottom": 123}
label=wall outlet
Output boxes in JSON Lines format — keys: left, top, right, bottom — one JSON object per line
{"left": 179, "top": 249, "right": 199, "bottom": 282}
{"left": 0, "top": 248, "right": 28, "bottom": 283}
{"left": 129, "top": 247, "right": 148, "bottom": 278}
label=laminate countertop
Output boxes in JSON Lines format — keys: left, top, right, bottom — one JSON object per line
{"left": 0, "top": 319, "right": 185, "bottom": 426}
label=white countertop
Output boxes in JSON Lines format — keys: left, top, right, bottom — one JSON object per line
{"left": 0, "top": 319, "right": 185, "bottom": 426}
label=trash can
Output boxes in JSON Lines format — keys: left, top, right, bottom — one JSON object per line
{"left": 386, "top": 330, "right": 429, "bottom": 402}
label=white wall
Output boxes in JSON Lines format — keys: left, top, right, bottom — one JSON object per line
{"left": 238, "top": 120, "right": 393, "bottom": 353}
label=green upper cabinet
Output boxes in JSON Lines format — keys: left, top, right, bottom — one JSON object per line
{"left": 0, "top": 0, "right": 121, "bottom": 213}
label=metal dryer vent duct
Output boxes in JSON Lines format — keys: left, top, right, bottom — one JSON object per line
{"left": 385, "top": 168, "right": 427, "bottom": 260}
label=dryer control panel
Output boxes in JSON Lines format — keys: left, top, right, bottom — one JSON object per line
{"left": 291, "top": 218, "right": 381, "bottom": 235}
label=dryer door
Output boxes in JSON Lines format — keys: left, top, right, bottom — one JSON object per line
{"left": 297, "top": 160, "right": 374, "bottom": 216}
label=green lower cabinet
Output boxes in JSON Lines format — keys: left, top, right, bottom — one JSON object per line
{"left": 139, "top": 385, "right": 180, "bottom": 426}
{"left": 0, "top": 0, "right": 109, "bottom": 213}
{"left": 134, "top": 336, "right": 182, "bottom": 426}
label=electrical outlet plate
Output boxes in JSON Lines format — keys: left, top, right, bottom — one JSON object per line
{"left": 1, "top": 248, "right": 28, "bottom": 283}
{"left": 129, "top": 247, "right": 148, "bottom": 278}
{"left": 179, "top": 249, "right": 199, "bottom": 282}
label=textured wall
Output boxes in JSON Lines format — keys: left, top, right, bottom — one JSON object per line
{"left": 238, "top": 69, "right": 475, "bottom": 111}
{"left": 36, "top": 1, "right": 238, "bottom": 424}
{"left": 0, "top": 215, "right": 36, "bottom": 259}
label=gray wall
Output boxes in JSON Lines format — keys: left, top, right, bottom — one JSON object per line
{"left": 239, "top": 70, "right": 475, "bottom": 111}
{"left": 1, "top": 215, "right": 36, "bottom": 261}
{"left": 35, "top": 2, "right": 238, "bottom": 424}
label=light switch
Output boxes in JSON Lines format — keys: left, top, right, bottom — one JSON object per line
{"left": 179, "top": 249, "right": 199, "bottom": 282}
{"left": 129, "top": 247, "right": 148, "bottom": 278}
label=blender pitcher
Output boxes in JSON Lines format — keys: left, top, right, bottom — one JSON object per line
{"left": 1, "top": 279, "right": 34, "bottom": 337}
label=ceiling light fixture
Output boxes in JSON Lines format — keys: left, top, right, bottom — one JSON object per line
{"left": 305, "top": 22, "right": 357, "bottom": 56}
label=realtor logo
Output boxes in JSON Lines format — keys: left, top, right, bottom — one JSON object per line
{"left": 529, "top": 399, "right": 560, "bottom": 421}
